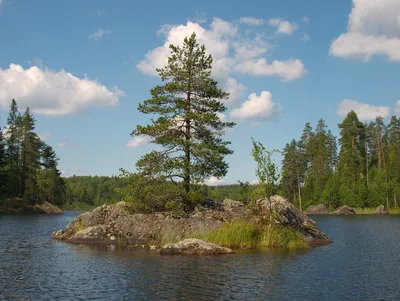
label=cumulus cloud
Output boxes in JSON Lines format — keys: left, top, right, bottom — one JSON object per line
{"left": 0, "top": 64, "right": 124, "bottom": 115}
{"left": 302, "top": 17, "right": 310, "bottom": 24}
{"left": 126, "top": 136, "right": 150, "bottom": 148}
{"left": 230, "top": 91, "right": 280, "bottom": 121}
{"left": 239, "top": 17, "right": 264, "bottom": 26}
{"left": 225, "top": 77, "right": 246, "bottom": 104}
{"left": 269, "top": 18, "right": 298, "bottom": 35}
{"left": 205, "top": 176, "right": 225, "bottom": 185}
{"left": 137, "top": 18, "right": 306, "bottom": 104}
{"left": 235, "top": 58, "right": 306, "bottom": 81}
{"left": 89, "top": 28, "right": 112, "bottom": 40}
{"left": 251, "top": 179, "right": 260, "bottom": 185}
{"left": 330, "top": 0, "right": 400, "bottom": 61}
{"left": 337, "top": 99, "right": 391, "bottom": 121}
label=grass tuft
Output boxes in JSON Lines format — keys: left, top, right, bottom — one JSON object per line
{"left": 188, "top": 220, "right": 306, "bottom": 250}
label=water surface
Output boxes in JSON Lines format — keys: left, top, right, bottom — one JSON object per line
{"left": 1, "top": 212, "right": 399, "bottom": 300}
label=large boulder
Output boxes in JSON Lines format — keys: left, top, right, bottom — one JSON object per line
{"left": 33, "top": 201, "right": 63, "bottom": 214}
{"left": 333, "top": 206, "right": 356, "bottom": 215}
{"left": 52, "top": 202, "right": 224, "bottom": 245}
{"left": 305, "top": 204, "right": 329, "bottom": 215}
{"left": 256, "top": 195, "right": 331, "bottom": 244}
{"left": 222, "top": 199, "right": 246, "bottom": 216}
{"left": 375, "top": 205, "right": 389, "bottom": 215}
{"left": 160, "top": 239, "right": 233, "bottom": 255}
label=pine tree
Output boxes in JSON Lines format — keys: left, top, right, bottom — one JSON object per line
{"left": 6, "top": 99, "right": 22, "bottom": 197}
{"left": 281, "top": 139, "right": 303, "bottom": 209}
{"left": 336, "top": 111, "right": 367, "bottom": 206}
{"left": 0, "top": 127, "right": 7, "bottom": 198}
{"left": 132, "top": 33, "right": 235, "bottom": 207}
{"left": 41, "top": 143, "right": 59, "bottom": 170}
{"left": 20, "top": 108, "right": 41, "bottom": 197}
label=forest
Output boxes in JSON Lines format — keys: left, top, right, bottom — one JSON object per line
{"left": 61, "top": 112, "right": 400, "bottom": 212}
{"left": 1, "top": 34, "right": 400, "bottom": 213}
{"left": 0, "top": 99, "right": 66, "bottom": 209}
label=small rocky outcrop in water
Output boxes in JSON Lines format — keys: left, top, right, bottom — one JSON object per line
{"left": 375, "top": 205, "right": 389, "bottom": 215}
{"left": 305, "top": 204, "right": 329, "bottom": 215}
{"left": 333, "top": 206, "right": 356, "bottom": 215}
{"left": 52, "top": 195, "right": 331, "bottom": 249}
{"left": 0, "top": 198, "right": 63, "bottom": 214}
{"left": 256, "top": 196, "right": 331, "bottom": 244}
{"left": 160, "top": 239, "right": 234, "bottom": 255}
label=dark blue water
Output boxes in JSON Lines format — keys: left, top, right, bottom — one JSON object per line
{"left": 1, "top": 212, "right": 400, "bottom": 300}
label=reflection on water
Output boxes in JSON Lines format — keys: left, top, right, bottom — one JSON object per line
{"left": 1, "top": 213, "right": 400, "bottom": 300}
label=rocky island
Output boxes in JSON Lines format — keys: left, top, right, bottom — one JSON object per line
{"left": 52, "top": 195, "right": 331, "bottom": 254}
{"left": 0, "top": 198, "right": 63, "bottom": 214}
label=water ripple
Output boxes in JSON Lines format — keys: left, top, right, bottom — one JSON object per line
{"left": 1, "top": 213, "right": 400, "bottom": 300}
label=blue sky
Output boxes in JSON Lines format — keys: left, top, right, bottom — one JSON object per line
{"left": 0, "top": 0, "right": 399, "bottom": 184}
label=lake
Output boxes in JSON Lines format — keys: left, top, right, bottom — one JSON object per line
{"left": 0, "top": 212, "right": 399, "bottom": 300}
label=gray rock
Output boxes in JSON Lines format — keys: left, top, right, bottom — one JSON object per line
{"left": 222, "top": 199, "right": 244, "bottom": 211}
{"left": 333, "top": 206, "right": 356, "bottom": 215}
{"left": 305, "top": 204, "right": 329, "bottom": 215}
{"left": 256, "top": 195, "right": 331, "bottom": 244}
{"left": 375, "top": 205, "right": 389, "bottom": 215}
{"left": 52, "top": 196, "right": 331, "bottom": 248}
{"left": 33, "top": 201, "right": 63, "bottom": 214}
{"left": 52, "top": 202, "right": 223, "bottom": 245}
{"left": 160, "top": 239, "right": 234, "bottom": 255}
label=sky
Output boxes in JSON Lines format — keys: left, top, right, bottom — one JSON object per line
{"left": 0, "top": 0, "right": 399, "bottom": 185}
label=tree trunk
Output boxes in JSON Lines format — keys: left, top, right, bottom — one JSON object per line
{"left": 183, "top": 88, "right": 191, "bottom": 199}
{"left": 297, "top": 170, "right": 302, "bottom": 212}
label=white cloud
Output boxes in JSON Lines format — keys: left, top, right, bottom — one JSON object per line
{"left": 205, "top": 176, "right": 225, "bottom": 185}
{"left": 137, "top": 19, "right": 306, "bottom": 105}
{"left": 269, "top": 18, "right": 298, "bottom": 35}
{"left": 330, "top": 0, "right": 400, "bottom": 61}
{"left": 0, "top": 64, "right": 124, "bottom": 116}
{"left": 251, "top": 179, "right": 259, "bottom": 185}
{"left": 57, "top": 142, "right": 67, "bottom": 148}
{"left": 0, "top": 0, "right": 3, "bottom": 6}
{"left": 225, "top": 77, "right": 246, "bottom": 104}
{"left": 239, "top": 17, "right": 264, "bottom": 26}
{"left": 126, "top": 136, "right": 149, "bottom": 148}
{"left": 396, "top": 100, "right": 400, "bottom": 115}
{"left": 337, "top": 99, "right": 391, "bottom": 121}
{"left": 233, "top": 37, "right": 268, "bottom": 60}
{"left": 230, "top": 91, "right": 280, "bottom": 121}
{"left": 39, "top": 132, "right": 52, "bottom": 141}
{"left": 137, "top": 19, "right": 234, "bottom": 77}
{"left": 89, "top": 28, "right": 112, "bottom": 40}
{"left": 235, "top": 58, "right": 306, "bottom": 81}
{"left": 302, "top": 17, "right": 309, "bottom": 24}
